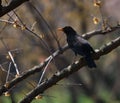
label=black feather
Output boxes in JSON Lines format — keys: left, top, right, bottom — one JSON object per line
{"left": 62, "top": 26, "right": 96, "bottom": 68}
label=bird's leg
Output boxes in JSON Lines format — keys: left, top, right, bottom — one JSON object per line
{"left": 59, "top": 46, "right": 63, "bottom": 54}
{"left": 72, "top": 54, "right": 77, "bottom": 64}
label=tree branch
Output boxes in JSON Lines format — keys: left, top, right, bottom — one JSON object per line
{"left": 0, "top": 25, "right": 120, "bottom": 96}
{"left": 82, "top": 25, "right": 120, "bottom": 39}
{"left": 19, "top": 36, "right": 120, "bottom": 103}
{"left": 0, "top": 0, "right": 29, "bottom": 17}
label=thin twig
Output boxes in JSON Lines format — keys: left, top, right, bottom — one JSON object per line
{"left": 8, "top": 51, "right": 20, "bottom": 75}
{"left": 6, "top": 62, "right": 12, "bottom": 83}
{"left": 38, "top": 56, "right": 52, "bottom": 85}
{"left": 0, "top": 63, "right": 14, "bottom": 77}
{"left": 29, "top": 2, "right": 61, "bottom": 48}
{"left": 0, "top": 39, "right": 20, "bottom": 75}
{"left": 56, "top": 83, "right": 82, "bottom": 86}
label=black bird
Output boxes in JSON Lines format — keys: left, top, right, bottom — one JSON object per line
{"left": 58, "top": 26, "right": 96, "bottom": 68}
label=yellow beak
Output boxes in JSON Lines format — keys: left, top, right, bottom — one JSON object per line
{"left": 57, "top": 28, "right": 63, "bottom": 31}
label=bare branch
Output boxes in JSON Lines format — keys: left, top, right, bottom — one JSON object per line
{"left": 0, "top": 0, "right": 29, "bottom": 17}
{"left": 19, "top": 36, "right": 120, "bottom": 103}
{"left": 0, "top": 25, "right": 119, "bottom": 97}
{"left": 82, "top": 25, "right": 120, "bottom": 39}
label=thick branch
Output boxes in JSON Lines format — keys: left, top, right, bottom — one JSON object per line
{"left": 0, "top": 0, "right": 29, "bottom": 17}
{"left": 19, "top": 36, "right": 120, "bottom": 103}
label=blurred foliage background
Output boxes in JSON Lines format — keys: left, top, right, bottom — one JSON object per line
{"left": 0, "top": 0, "right": 120, "bottom": 103}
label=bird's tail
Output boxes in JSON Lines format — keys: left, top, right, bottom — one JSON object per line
{"left": 85, "top": 55, "right": 96, "bottom": 68}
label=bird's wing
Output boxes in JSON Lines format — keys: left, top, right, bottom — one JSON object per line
{"left": 73, "top": 35, "right": 95, "bottom": 53}
{"left": 75, "top": 35, "right": 89, "bottom": 44}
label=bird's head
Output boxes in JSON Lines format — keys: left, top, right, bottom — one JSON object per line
{"left": 58, "top": 26, "right": 76, "bottom": 36}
